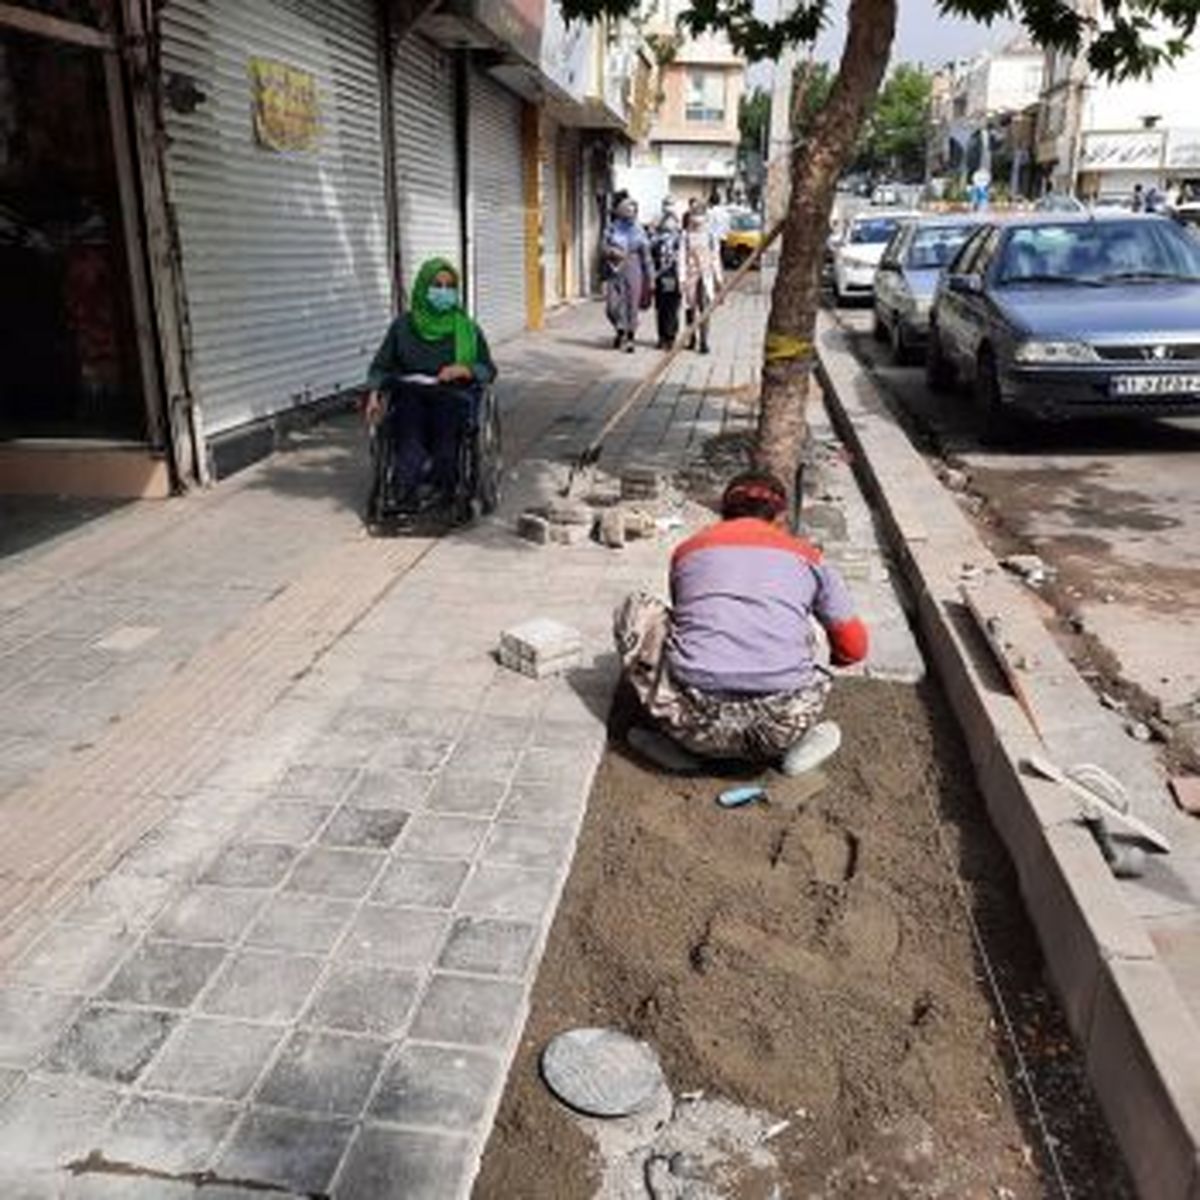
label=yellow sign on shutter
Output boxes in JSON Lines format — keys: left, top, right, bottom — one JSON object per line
{"left": 249, "top": 57, "right": 320, "bottom": 153}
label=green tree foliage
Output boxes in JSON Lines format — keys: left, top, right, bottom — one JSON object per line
{"left": 791, "top": 60, "right": 833, "bottom": 136}
{"left": 738, "top": 86, "right": 771, "bottom": 155}
{"left": 857, "top": 63, "right": 932, "bottom": 180}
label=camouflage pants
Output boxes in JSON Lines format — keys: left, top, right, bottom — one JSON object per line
{"left": 613, "top": 592, "right": 831, "bottom": 761}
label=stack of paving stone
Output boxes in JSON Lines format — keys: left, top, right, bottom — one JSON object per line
{"left": 498, "top": 617, "right": 584, "bottom": 678}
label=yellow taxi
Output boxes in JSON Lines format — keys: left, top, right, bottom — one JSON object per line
{"left": 721, "top": 210, "right": 764, "bottom": 268}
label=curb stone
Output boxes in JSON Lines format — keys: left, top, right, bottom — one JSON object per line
{"left": 816, "top": 312, "right": 1200, "bottom": 1200}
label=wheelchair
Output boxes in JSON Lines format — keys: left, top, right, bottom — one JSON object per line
{"left": 365, "top": 378, "right": 502, "bottom": 535}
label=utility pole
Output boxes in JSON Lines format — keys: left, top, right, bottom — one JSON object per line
{"left": 764, "top": 0, "right": 800, "bottom": 232}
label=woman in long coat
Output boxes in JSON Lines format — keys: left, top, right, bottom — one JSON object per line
{"left": 603, "top": 195, "right": 653, "bottom": 352}
{"left": 680, "top": 205, "right": 724, "bottom": 355}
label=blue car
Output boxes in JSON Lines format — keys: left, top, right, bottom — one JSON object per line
{"left": 926, "top": 213, "right": 1200, "bottom": 440}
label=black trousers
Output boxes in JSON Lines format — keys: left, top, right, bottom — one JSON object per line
{"left": 655, "top": 288, "right": 681, "bottom": 346}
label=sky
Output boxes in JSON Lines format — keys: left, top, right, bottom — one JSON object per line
{"left": 747, "top": 0, "right": 1018, "bottom": 88}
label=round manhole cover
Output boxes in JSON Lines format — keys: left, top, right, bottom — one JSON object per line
{"left": 541, "top": 1027, "right": 665, "bottom": 1117}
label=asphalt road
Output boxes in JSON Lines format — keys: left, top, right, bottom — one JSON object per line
{"left": 834, "top": 302, "right": 1200, "bottom": 739}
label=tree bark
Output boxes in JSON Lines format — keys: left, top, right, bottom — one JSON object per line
{"left": 755, "top": 0, "right": 898, "bottom": 488}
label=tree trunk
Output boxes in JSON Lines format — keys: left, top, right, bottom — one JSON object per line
{"left": 755, "top": 0, "right": 898, "bottom": 488}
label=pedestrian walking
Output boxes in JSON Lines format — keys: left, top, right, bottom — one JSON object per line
{"left": 1132, "top": 182, "right": 1145, "bottom": 212}
{"left": 651, "top": 212, "right": 682, "bottom": 349}
{"left": 603, "top": 194, "right": 652, "bottom": 353}
{"left": 680, "top": 205, "right": 723, "bottom": 355}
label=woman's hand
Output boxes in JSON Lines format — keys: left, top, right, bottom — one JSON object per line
{"left": 364, "top": 390, "right": 385, "bottom": 424}
{"left": 437, "top": 364, "right": 473, "bottom": 385}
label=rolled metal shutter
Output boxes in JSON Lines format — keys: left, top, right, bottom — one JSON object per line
{"left": 393, "top": 33, "right": 461, "bottom": 294}
{"left": 159, "top": 0, "right": 390, "bottom": 435}
{"left": 542, "top": 119, "right": 561, "bottom": 306}
{"left": 469, "top": 69, "right": 526, "bottom": 341}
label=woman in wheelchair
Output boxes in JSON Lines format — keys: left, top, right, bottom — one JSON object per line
{"left": 364, "top": 257, "right": 496, "bottom": 517}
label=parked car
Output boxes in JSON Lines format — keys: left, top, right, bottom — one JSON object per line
{"left": 925, "top": 213, "right": 1200, "bottom": 441}
{"left": 721, "top": 209, "right": 764, "bottom": 268}
{"left": 831, "top": 212, "right": 916, "bottom": 304}
{"left": 1034, "top": 193, "right": 1087, "bottom": 213}
{"left": 873, "top": 214, "right": 983, "bottom": 362}
{"left": 871, "top": 184, "right": 900, "bottom": 207}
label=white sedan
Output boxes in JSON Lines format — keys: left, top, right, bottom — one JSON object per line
{"left": 832, "top": 212, "right": 917, "bottom": 304}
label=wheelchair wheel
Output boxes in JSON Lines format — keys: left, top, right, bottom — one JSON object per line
{"left": 475, "top": 387, "right": 503, "bottom": 516}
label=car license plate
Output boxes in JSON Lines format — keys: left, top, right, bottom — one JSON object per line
{"left": 1111, "top": 374, "right": 1200, "bottom": 397}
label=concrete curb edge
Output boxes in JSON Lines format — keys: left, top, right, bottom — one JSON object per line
{"left": 815, "top": 312, "right": 1200, "bottom": 1200}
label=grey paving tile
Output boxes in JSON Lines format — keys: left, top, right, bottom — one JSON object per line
{"left": 102, "top": 1095, "right": 237, "bottom": 1175}
{"left": 345, "top": 770, "right": 432, "bottom": 811}
{"left": 0, "top": 1076, "right": 121, "bottom": 1167}
{"left": 336, "top": 1125, "right": 472, "bottom": 1200}
{"left": 284, "top": 848, "right": 385, "bottom": 900}
{"left": 237, "top": 800, "right": 333, "bottom": 845}
{"left": 142, "top": 1018, "right": 284, "bottom": 1100}
{"left": 150, "top": 887, "right": 264, "bottom": 945}
{"left": 101, "top": 942, "right": 226, "bottom": 1009}
{"left": 305, "top": 963, "right": 420, "bottom": 1038}
{"left": 438, "top": 917, "right": 538, "bottom": 978}
{"left": 369, "top": 1043, "right": 501, "bottom": 1129}
{"left": 499, "top": 783, "right": 585, "bottom": 825}
{"left": 513, "top": 745, "right": 597, "bottom": 786}
{"left": 409, "top": 974, "right": 525, "bottom": 1048}
{"left": 319, "top": 807, "right": 408, "bottom": 850}
{"left": 328, "top": 705, "right": 403, "bottom": 737}
{"left": 59, "top": 875, "right": 175, "bottom": 931}
{"left": 0, "top": 990, "right": 82, "bottom": 1068}
{"left": 423, "top": 776, "right": 509, "bottom": 817}
{"left": 461, "top": 715, "right": 533, "bottom": 750}
{"left": 271, "top": 765, "right": 356, "bottom": 802}
{"left": 339, "top": 907, "right": 450, "bottom": 970}
{"left": 218, "top": 1110, "right": 352, "bottom": 1195}
{"left": 457, "top": 864, "right": 560, "bottom": 921}
{"left": 397, "top": 815, "right": 489, "bottom": 860}
{"left": 44, "top": 1006, "right": 176, "bottom": 1085}
{"left": 199, "top": 843, "right": 297, "bottom": 890}
{"left": 369, "top": 737, "right": 455, "bottom": 773}
{"left": 0, "top": 1069, "right": 20, "bottom": 1103}
{"left": 0, "top": 1165, "right": 62, "bottom": 1200}
{"left": 62, "top": 1176, "right": 200, "bottom": 1198}
{"left": 116, "top": 821, "right": 228, "bottom": 881}
{"left": 244, "top": 894, "right": 355, "bottom": 955}
{"left": 198, "top": 952, "right": 322, "bottom": 1023}
{"left": 257, "top": 1030, "right": 388, "bottom": 1117}
{"left": 371, "top": 858, "right": 469, "bottom": 909}
{"left": 482, "top": 822, "right": 574, "bottom": 871}
{"left": 441, "top": 741, "right": 523, "bottom": 780}
{"left": 10, "top": 926, "right": 134, "bottom": 994}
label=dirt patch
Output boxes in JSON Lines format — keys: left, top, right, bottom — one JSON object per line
{"left": 474, "top": 680, "right": 1132, "bottom": 1199}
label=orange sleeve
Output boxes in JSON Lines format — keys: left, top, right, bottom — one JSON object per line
{"left": 827, "top": 617, "right": 869, "bottom": 666}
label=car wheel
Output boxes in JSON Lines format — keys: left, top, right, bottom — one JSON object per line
{"left": 925, "top": 325, "right": 954, "bottom": 393}
{"left": 872, "top": 306, "right": 888, "bottom": 342}
{"left": 975, "top": 349, "right": 1022, "bottom": 446}
{"left": 890, "top": 318, "right": 915, "bottom": 366}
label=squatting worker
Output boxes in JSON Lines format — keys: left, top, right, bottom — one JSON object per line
{"left": 614, "top": 470, "right": 868, "bottom": 771}
{"left": 364, "top": 258, "right": 496, "bottom": 515}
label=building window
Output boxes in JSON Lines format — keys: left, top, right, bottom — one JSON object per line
{"left": 685, "top": 70, "right": 725, "bottom": 122}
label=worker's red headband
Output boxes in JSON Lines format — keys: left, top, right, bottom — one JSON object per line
{"left": 725, "top": 482, "right": 786, "bottom": 514}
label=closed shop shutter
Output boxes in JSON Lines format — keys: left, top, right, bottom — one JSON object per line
{"left": 393, "top": 33, "right": 461, "bottom": 294}
{"left": 468, "top": 69, "right": 526, "bottom": 341}
{"left": 542, "top": 118, "right": 561, "bottom": 305}
{"left": 159, "top": 0, "right": 390, "bottom": 435}
{"left": 557, "top": 128, "right": 581, "bottom": 300}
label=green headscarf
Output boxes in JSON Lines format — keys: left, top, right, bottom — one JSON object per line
{"left": 408, "top": 257, "right": 478, "bottom": 367}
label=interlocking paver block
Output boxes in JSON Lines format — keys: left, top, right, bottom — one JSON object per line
{"left": 372, "top": 858, "right": 469, "bottom": 909}
{"left": 336, "top": 1126, "right": 472, "bottom": 1200}
{"left": 10, "top": 926, "right": 134, "bottom": 994}
{"left": 409, "top": 974, "right": 525, "bottom": 1047}
{"left": 339, "top": 907, "right": 450, "bottom": 970}
{"left": 369, "top": 736, "right": 455, "bottom": 773}
{"left": 238, "top": 801, "right": 333, "bottom": 845}
{"left": 0, "top": 1077, "right": 121, "bottom": 1166}
{"left": 102, "top": 1095, "right": 237, "bottom": 1175}
{"left": 102, "top": 941, "right": 225, "bottom": 1009}
{"left": 498, "top": 618, "right": 583, "bottom": 679}
{"left": 115, "top": 819, "right": 228, "bottom": 881}
{"left": 499, "top": 784, "right": 583, "bottom": 825}
{"left": 482, "top": 823, "right": 573, "bottom": 871}
{"left": 199, "top": 951, "right": 322, "bottom": 1022}
{"left": 320, "top": 807, "right": 408, "bottom": 850}
{"left": 370, "top": 1043, "right": 501, "bottom": 1128}
{"left": 305, "top": 963, "right": 420, "bottom": 1038}
{"left": 257, "top": 1030, "right": 388, "bottom": 1116}
{"left": 151, "top": 887, "right": 264, "bottom": 945}
{"left": 0, "top": 990, "right": 81, "bottom": 1068}
{"left": 284, "top": 848, "right": 385, "bottom": 899}
{"left": 398, "top": 815, "right": 489, "bottom": 860}
{"left": 218, "top": 1110, "right": 353, "bottom": 1196}
{"left": 59, "top": 875, "right": 175, "bottom": 931}
{"left": 424, "top": 776, "right": 509, "bottom": 817}
{"left": 272, "top": 765, "right": 356, "bottom": 801}
{"left": 142, "top": 1018, "right": 283, "bottom": 1100}
{"left": 438, "top": 917, "right": 537, "bottom": 977}
{"left": 44, "top": 1006, "right": 176, "bottom": 1084}
{"left": 441, "top": 741, "right": 523, "bottom": 781}
{"left": 199, "top": 843, "right": 297, "bottom": 890}
{"left": 458, "top": 864, "right": 559, "bottom": 921}
{"left": 346, "top": 770, "right": 430, "bottom": 811}
{"left": 244, "top": 894, "right": 356, "bottom": 954}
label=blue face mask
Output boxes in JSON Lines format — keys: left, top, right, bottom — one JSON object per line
{"left": 427, "top": 285, "right": 458, "bottom": 313}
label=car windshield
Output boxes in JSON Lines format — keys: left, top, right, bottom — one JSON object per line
{"left": 849, "top": 218, "right": 899, "bottom": 244}
{"left": 729, "top": 213, "right": 762, "bottom": 232}
{"left": 906, "top": 225, "right": 976, "bottom": 269}
{"left": 997, "top": 220, "right": 1200, "bottom": 284}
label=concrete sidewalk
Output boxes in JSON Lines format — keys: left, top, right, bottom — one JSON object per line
{"left": 0, "top": 289, "right": 919, "bottom": 1199}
